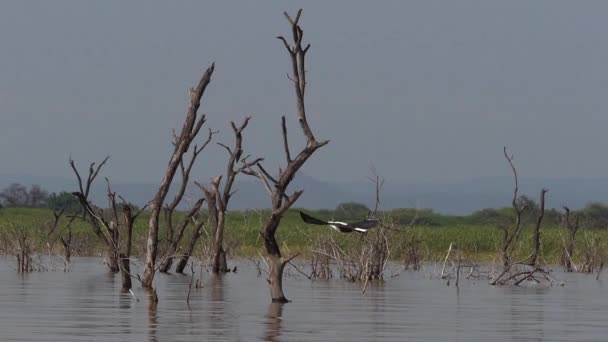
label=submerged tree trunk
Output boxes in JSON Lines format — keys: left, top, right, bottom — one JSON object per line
{"left": 158, "top": 198, "right": 205, "bottom": 273}
{"left": 142, "top": 64, "right": 214, "bottom": 288}
{"left": 158, "top": 256, "right": 173, "bottom": 274}
{"left": 142, "top": 205, "right": 161, "bottom": 287}
{"left": 120, "top": 254, "right": 132, "bottom": 292}
{"left": 213, "top": 247, "right": 228, "bottom": 274}
{"left": 263, "top": 218, "right": 290, "bottom": 303}
{"left": 561, "top": 206, "right": 579, "bottom": 272}
{"left": 175, "top": 221, "right": 204, "bottom": 274}
{"left": 212, "top": 212, "right": 228, "bottom": 273}
{"left": 528, "top": 189, "right": 547, "bottom": 267}
{"left": 268, "top": 254, "right": 288, "bottom": 303}
{"left": 107, "top": 247, "right": 120, "bottom": 273}
{"left": 242, "top": 10, "right": 329, "bottom": 302}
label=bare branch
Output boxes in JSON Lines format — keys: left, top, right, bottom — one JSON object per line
{"left": 242, "top": 163, "right": 274, "bottom": 196}
{"left": 68, "top": 157, "right": 85, "bottom": 197}
{"left": 281, "top": 116, "right": 292, "bottom": 163}
{"left": 217, "top": 142, "right": 233, "bottom": 155}
{"left": 257, "top": 163, "right": 279, "bottom": 185}
{"left": 281, "top": 252, "right": 301, "bottom": 267}
{"left": 276, "top": 36, "right": 293, "bottom": 54}
{"left": 142, "top": 62, "right": 215, "bottom": 287}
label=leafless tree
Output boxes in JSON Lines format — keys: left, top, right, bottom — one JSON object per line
{"left": 527, "top": 188, "right": 548, "bottom": 267}
{"left": 244, "top": 9, "right": 329, "bottom": 302}
{"left": 498, "top": 147, "right": 527, "bottom": 267}
{"left": 141, "top": 64, "right": 215, "bottom": 288}
{"left": 69, "top": 156, "right": 121, "bottom": 271}
{"left": 157, "top": 128, "right": 215, "bottom": 273}
{"left": 561, "top": 206, "right": 579, "bottom": 272}
{"left": 174, "top": 216, "right": 206, "bottom": 274}
{"left": 70, "top": 158, "right": 146, "bottom": 290}
{"left": 490, "top": 148, "right": 552, "bottom": 286}
{"left": 367, "top": 166, "right": 385, "bottom": 216}
{"left": 47, "top": 208, "right": 77, "bottom": 265}
{"left": 9, "top": 223, "right": 33, "bottom": 272}
{"left": 197, "top": 117, "right": 262, "bottom": 273}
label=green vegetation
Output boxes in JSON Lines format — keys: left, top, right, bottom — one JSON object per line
{"left": 1, "top": 205, "right": 607, "bottom": 265}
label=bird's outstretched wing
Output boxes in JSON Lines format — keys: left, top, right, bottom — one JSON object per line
{"left": 300, "top": 211, "right": 330, "bottom": 225}
{"left": 349, "top": 218, "right": 380, "bottom": 232}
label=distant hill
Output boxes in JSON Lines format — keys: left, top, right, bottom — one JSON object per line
{"left": 1, "top": 173, "right": 607, "bottom": 215}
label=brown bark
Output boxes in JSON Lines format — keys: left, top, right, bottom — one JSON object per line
{"left": 561, "top": 206, "right": 579, "bottom": 272}
{"left": 159, "top": 129, "right": 214, "bottom": 272}
{"left": 120, "top": 254, "right": 132, "bottom": 292}
{"left": 158, "top": 197, "right": 205, "bottom": 273}
{"left": 196, "top": 117, "right": 260, "bottom": 274}
{"left": 499, "top": 147, "right": 527, "bottom": 267}
{"left": 69, "top": 157, "right": 122, "bottom": 273}
{"left": 175, "top": 220, "right": 204, "bottom": 274}
{"left": 268, "top": 254, "right": 288, "bottom": 303}
{"left": 142, "top": 64, "right": 214, "bottom": 288}
{"left": 119, "top": 204, "right": 137, "bottom": 291}
{"left": 48, "top": 209, "right": 75, "bottom": 265}
{"left": 244, "top": 10, "right": 328, "bottom": 302}
{"left": 528, "top": 189, "right": 548, "bottom": 267}
{"left": 212, "top": 205, "right": 228, "bottom": 273}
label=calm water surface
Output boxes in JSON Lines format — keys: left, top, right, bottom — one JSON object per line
{"left": 0, "top": 257, "right": 606, "bottom": 341}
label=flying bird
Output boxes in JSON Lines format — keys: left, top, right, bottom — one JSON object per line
{"left": 299, "top": 211, "right": 380, "bottom": 233}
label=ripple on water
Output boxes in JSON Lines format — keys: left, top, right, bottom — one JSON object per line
{"left": 1, "top": 257, "right": 607, "bottom": 341}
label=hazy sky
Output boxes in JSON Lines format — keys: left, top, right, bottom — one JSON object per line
{"left": 2, "top": 1, "right": 608, "bottom": 185}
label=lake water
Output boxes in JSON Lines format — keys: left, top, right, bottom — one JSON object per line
{"left": 0, "top": 257, "right": 606, "bottom": 341}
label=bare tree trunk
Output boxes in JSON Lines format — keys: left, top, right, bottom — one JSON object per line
{"left": 175, "top": 221, "right": 204, "bottom": 274}
{"left": 499, "top": 147, "right": 527, "bottom": 268}
{"left": 120, "top": 254, "right": 132, "bottom": 292}
{"left": 528, "top": 189, "right": 547, "bottom": 267}
{"left": 142, "top": 64, "right": 214, "bottom": 288}
{"left": 243, "top": 10, "right": 328, "bottom": 302}
{"left": 158, "top": 198, "right": 205, "bottom": 273}
{"left": 268, "top": 254, "right": 287, "bottom": 303}
{"left": 64, "top": 244, "right": 71, "bottom": 263}
{"left": 212, "top": 212, "right": 228, "bottom": 273}
{"left": 197, "top": 118, "right": 258, "bottom": 275}
{"left": 561, "top": 206, "right": 579, "bottom": 272}
{"left": 108, "top": 248, "right": 120, "bottom": 273}
{"left": 120, "top": 205, "right": 136, "bottom": 291}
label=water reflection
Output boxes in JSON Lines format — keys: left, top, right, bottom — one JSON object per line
{"left": 146, "top": 289, "right": 158, "bottom": 342}
{"left": 507, "top": 288, "right": 546, "bottom": 342}
{"left": 264, "top": 303, "right": 284, "bottom": 342}
{"left": 209, "top": 275, "right": 227, "bottom": 340}
{"left": 1, "top": 258, "right": 608, "bottom": 341}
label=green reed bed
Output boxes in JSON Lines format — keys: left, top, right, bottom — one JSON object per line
{"left": 1, "top": 207, "right": 607, "bottom": 266}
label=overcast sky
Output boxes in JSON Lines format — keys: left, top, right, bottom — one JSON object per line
{"left": 1, "top": 1, "right": 608, "bottom": 185}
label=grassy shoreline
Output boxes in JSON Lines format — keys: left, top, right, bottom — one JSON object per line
{"left": 1, "top": 207, "right": 606, "bottom": 265}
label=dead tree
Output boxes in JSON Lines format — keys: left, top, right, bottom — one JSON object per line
{"left": 157, "top": 128, "right": 215, "bottom": 273}
{"left": 198, "top": 117, "right": 261, "bottom": 274}
{"left": 69, "top": 156, "right": 122, "bottom": 272}
{"left": 498, "top": 147, "right": 527, "bottom": 267}
{"left": 527, "top": 188, "right": 548, "bottom": 267}
{"left": 561, "top": 206, "right": 579, "bottom": 272}
{"left": 10, "top": 223, "right": 33, "bottom": 272}
{"left": 70, "top": 159, "right": 144, "bottom": 289}
{"left": 47, "top": 208, "right": 76, "bottom": 265}
{"left": 244, "top": 10, "right": 329, "bottom": 302}
{"left": 490, "top": 148, "right": 552, "bottom": 286}
{"left": 142, "top": 64, "right": 214, "bottom": 288}
{"left": 367, "top": 165, "right": 385, "bottom": 216}
{"left": 174, "top": 217, "right": 206, "bottom": 274}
